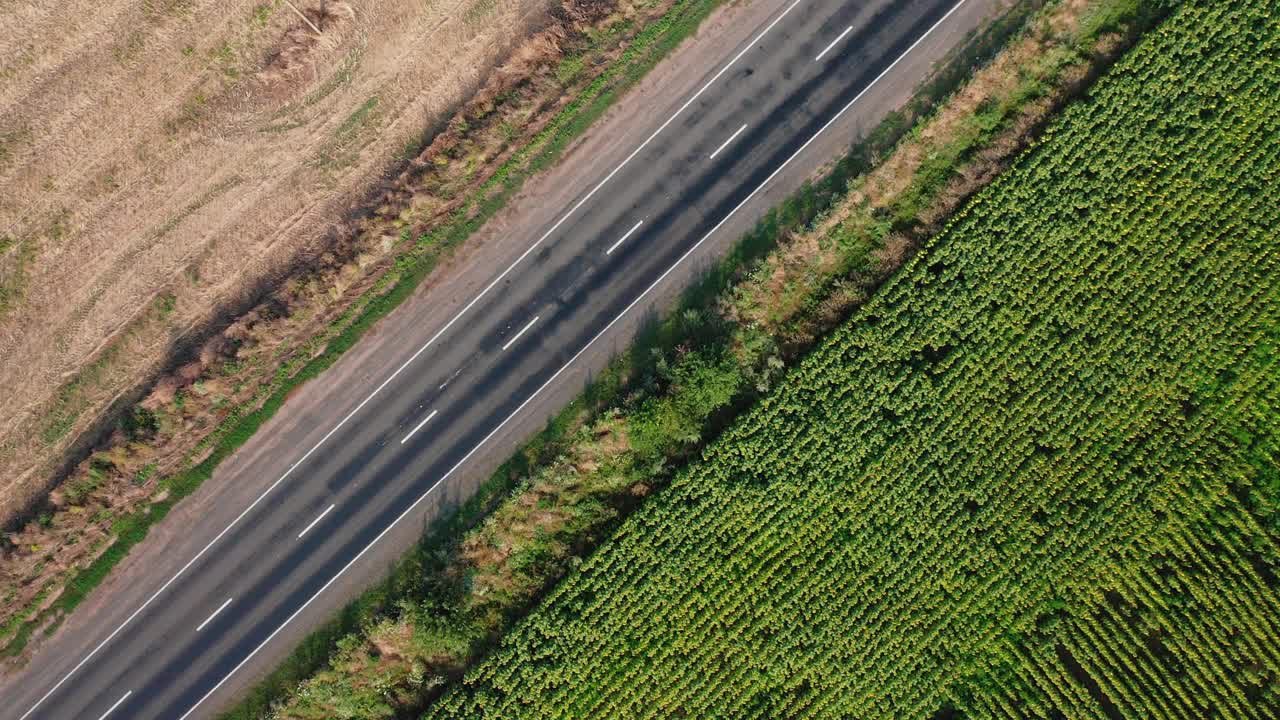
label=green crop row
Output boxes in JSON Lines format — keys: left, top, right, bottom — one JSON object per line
{"left": 425, "top": 1, "right": 1280, "bottom": 717}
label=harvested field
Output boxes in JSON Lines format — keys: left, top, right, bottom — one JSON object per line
{"left": 0, "top": 0, "right": 557, "bottom": 522}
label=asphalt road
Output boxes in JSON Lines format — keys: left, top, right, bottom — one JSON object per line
{"left": 11, "top": 0, "right": 985, "bottom": 717}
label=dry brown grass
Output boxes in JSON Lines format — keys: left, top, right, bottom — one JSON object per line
{"left": 0, "top": 0, "right": 558, "bottom": 524}
{"left": 459, "top": 413, "right": 632, "bottom": 601}
{"left": 258, "top": 1, "right": 357, "bottom": 85}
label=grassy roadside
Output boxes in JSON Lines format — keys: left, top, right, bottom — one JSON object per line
{"left": 0, "top": 0, "right": 725, "bottom": 661}
{"left": 212, "top": 1, "right": 1188, "bottom": 716}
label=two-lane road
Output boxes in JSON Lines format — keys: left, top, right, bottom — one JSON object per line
{"left": 10, "top": 0, "right": 998, "bottom": 716}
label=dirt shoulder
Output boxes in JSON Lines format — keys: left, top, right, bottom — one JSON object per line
{"left": 0, "top": 0, "right": 555, "bottom": 519}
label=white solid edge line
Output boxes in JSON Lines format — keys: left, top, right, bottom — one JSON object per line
{"left": 95, "top": 691, "right": 131, "bottom": 720}
{"left": 708, "top": 123, "right": 748, "bottom": 161}
{"left": 16, "top": 4, "right": 808, "bottom": 719}
{"left": 814, "top": 25, "right": 854, "bottom": 62}
{"left": 501, "top": 316, "right": 540, "bottom": 352}
{"left": 606, "top": 220, "right": 645, "bottom": 256}
{"left": 400, "top": 409, "right": 439, "bottom": 445}
{"left": 297, "top": 504, "right": 337, "bottom": 538}
{"left": 176, "top": 3, "right": 968, "bottom": 717}
{"left": 195, "top": 598, "right": 234, "bottom": 633}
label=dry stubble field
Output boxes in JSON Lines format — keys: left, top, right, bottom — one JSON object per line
{"left": 0, "top": 0, "right": 557, "bottom": 521}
